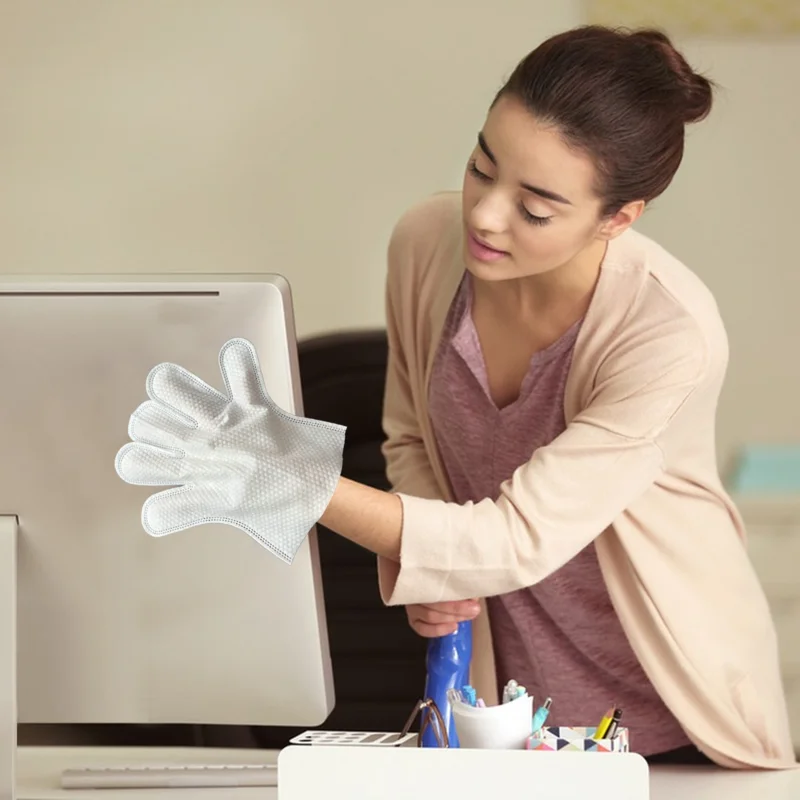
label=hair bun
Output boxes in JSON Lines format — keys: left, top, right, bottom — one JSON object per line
{"left": 632, "top": 29, "right": 714, "bottom": 124}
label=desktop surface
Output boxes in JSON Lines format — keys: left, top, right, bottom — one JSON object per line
{"left": 16, "top": 746, "right": 800, "bottom": 800}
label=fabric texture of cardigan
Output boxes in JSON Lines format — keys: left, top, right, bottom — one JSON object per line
{"left": 377, "top": 191, "right": 797, "bottom": 769}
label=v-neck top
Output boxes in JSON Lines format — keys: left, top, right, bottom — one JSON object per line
{"left": 427, "top": 271, "right": 690, "bottom": 756}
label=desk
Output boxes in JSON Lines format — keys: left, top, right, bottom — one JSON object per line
{"left": 16, "top": 746, "right": 800, "bottom": 799}
{"left": 649, "top": 763, "right": 800, "bottom": 799}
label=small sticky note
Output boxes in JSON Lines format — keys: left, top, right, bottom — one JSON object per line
{"left": 728, "top": 445, "right": 800, "bottom": 493}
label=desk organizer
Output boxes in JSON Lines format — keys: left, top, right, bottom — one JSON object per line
{"left": 277, "top": 743, "right": 650, "bottom": 800}
{"left": 528, "top": 725, "right": 630, "bottom": 753}
{"left": 288, "top": 730, "right": 417, "bottom": 747}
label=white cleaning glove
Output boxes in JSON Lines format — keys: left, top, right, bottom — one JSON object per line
{"left": 115, "top": 338, "right": 346, "bottom": 564}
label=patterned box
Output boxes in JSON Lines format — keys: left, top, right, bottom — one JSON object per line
{"left": 527, "top": 726, "right": 629, "bottom": 753}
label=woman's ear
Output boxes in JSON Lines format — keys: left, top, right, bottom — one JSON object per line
{"left": 596, "top": 199, "right": 645, "bottom": 241}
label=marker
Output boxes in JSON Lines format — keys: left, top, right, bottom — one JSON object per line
{"left": 476, "top": 699, "right": 486, "bottom": 708}
{"left": 531, "top": 697, "right": 552, "bottom": 733}
{"left": 594, "top": 706, "right": 616, "bottom": 739}
{"left": 461, "top": 685, "right": 477, "bottom": 706}
{"left": 604, "top": 708, "right": 623, "bottom": 740}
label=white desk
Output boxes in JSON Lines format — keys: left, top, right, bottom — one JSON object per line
{"left": 15, "top": 746, "right": 800, "bottom": 799}
{"left": 649, "top": 763, "right": 800, "bottom": 799}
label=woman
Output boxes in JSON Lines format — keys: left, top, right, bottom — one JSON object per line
{"left": 118, "top": 24, "right": 796, "bottom": 768}
{"left": 318, "top": 25, "right": 796, "bottom": 769}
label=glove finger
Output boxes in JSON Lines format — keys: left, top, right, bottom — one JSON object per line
{"left": 219, "top": 338, "right": 272, "bottom": 409}
{"left": 128, "top": 400, "right": 195, "bottom": 449}
{"left": 141, "top": 485, "right": 203, "bottom": 536}
{"left": 115, "top": 441, "right": 185, "bottom": 486}
{"left": 146, "top": 362, "right": 228, "bottom": 426}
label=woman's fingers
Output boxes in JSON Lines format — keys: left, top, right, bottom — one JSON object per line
{"left": 406, "top": 599, "right": 481, "bottom": 637}
{"left": 409, "top": 620, "right": 464, "bottom": 638}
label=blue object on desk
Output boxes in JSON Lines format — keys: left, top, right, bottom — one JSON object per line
{"left": 421, "top": 621, "right": 472, "bottom": 748}
{"left": 729, "top": 445, "right": 800, "bottom": 493}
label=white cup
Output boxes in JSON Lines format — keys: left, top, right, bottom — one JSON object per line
{"left": 451, "top": 694, "right": 533, "bottom": 750}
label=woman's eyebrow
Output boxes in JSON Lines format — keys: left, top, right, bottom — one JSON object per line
{"left": 477, "top": 132, "right": 573, "bottom": 206}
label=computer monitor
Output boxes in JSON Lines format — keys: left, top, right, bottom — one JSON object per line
{"left": 0, "top": 275, "right": 334, "bottom": 756}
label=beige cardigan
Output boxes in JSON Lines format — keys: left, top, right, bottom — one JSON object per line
{"left": 376, "top": 191, "right": 797, "bottom": 769}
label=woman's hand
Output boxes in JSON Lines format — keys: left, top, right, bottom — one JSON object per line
{"left": 406, "top": 599, "right": 481, "bottom": 638}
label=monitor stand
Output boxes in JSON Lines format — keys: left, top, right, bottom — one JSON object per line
{"left": 0, "top": 516, "right": 17, "bottom": 800}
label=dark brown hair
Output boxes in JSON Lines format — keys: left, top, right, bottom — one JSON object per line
{"left": 495, "top": 26, "right": 715, "bottom": 215}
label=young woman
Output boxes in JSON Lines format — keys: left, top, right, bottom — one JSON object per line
{"left": 316, "top": 26, "right": 797, "bottom": 768}
{"left": 119, "top": 24, "right": 796, "bottom": 768}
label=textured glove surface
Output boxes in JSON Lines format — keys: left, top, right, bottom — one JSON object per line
{"left": 115, "top": 338, "right": 345, "bottom": 564}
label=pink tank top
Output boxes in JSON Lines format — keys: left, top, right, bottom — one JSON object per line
{"left": 427, "top": 273, "right": 690, "bottom": 756}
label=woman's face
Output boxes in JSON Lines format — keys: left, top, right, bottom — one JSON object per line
{"left": 461, "top": 95, "right": 629, "bottom": 282}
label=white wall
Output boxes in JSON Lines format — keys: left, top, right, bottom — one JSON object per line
{"left": 0, "top": 0, "right": 580, "bottom": 335}
{"left": 1, "top": 2, "right": 798, "bottom": 469}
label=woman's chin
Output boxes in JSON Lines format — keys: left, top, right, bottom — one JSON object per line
{"left": 462, "top": 250, "right": 518, "bottom": 281}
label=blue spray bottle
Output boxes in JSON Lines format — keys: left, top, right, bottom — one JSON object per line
{"left": 420, "top": 620, "right": 472, "bottom": 747}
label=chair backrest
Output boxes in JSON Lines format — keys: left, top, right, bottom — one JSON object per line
{"left": 299, "top": 329, "right": 393, "bottom": 503}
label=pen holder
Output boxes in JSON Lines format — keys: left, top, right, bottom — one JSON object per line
{"left": 527, "top": 726, "right": 630, "bottom": 753}
{"left": 451, "top": 693, "right": 533, "bottom": 750}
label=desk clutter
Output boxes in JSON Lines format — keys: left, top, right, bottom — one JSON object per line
{"left": 282, "top": 686, "right": 644, "bottom": 800}
{"left": 446, "top": 680, "right": 629, "bottom": 753}
{"left": 290, "top": 680, "right": 630, "bottom": 755}
{"left": 281, "top": 621, "right": 647, "bottom": 800}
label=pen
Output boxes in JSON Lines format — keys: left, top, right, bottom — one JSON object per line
{"left": 531, "top": 697, "right": 552, "bottom": 733}
{"left": 604, "top": 708, "right": 623, "bottom": 739}
{"left": 594, "top": 705, "right": 616, "bottom": 739}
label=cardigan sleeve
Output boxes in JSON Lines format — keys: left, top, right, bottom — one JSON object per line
{"left": 380, "top": 307, "right": 441, "bottom": 501}
{"left": 379, "top": 207, "right": 443, "bottom": 502}
{"left": 379, "top": 316, "right": 711, "bottom": 606}
{"left": 377, "top": 210, "right": 444, "bottom": 600}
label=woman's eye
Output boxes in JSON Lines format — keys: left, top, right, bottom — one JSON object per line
{"left": 467, "top": 158, "right": 551, "bottom": 226}
{"left": 520, "top": 205, "right": 552, "bottom": 227}
{"left": 467, "top": 159, "right": 492, "bottom": 183}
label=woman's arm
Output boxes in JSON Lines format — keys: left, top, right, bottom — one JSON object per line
{"left": 320, "top": 318, "right": 711, "bottom": 605}
{"left": 320, "top": 477, "right": 403, "bottom": 560}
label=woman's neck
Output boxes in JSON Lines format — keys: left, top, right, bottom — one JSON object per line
{"left": 473, "top": 238, "right": 607, "bottom": 326}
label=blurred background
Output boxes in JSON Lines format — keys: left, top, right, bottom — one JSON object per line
{"left": 2, "top": 0, "right": 799, "bottom": 752}
{"left": 2, "top": 0, "right": 799, "bottom": 475}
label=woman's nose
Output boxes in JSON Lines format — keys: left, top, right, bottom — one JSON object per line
{"left": 469, "top": 191, "right": 511, "bottom": 236}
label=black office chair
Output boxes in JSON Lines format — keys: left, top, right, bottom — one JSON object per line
{"left": 248, "top": 330, "right": 427, "bottom": 748}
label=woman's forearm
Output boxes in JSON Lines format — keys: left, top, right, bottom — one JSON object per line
{"left": 319, "top": 477, "right": 403, "bottom": 560}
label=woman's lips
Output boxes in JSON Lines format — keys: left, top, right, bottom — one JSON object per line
{"left": 466, "top": 231, "right": 508, "bottom": 263}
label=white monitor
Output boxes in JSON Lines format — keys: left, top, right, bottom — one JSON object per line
{"left": 0, "top": 275, "right": 334, "bottom": 751}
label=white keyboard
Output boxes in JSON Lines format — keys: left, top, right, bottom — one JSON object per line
{"left": 61, "top": 763, "right": 278, "bottom": 789}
